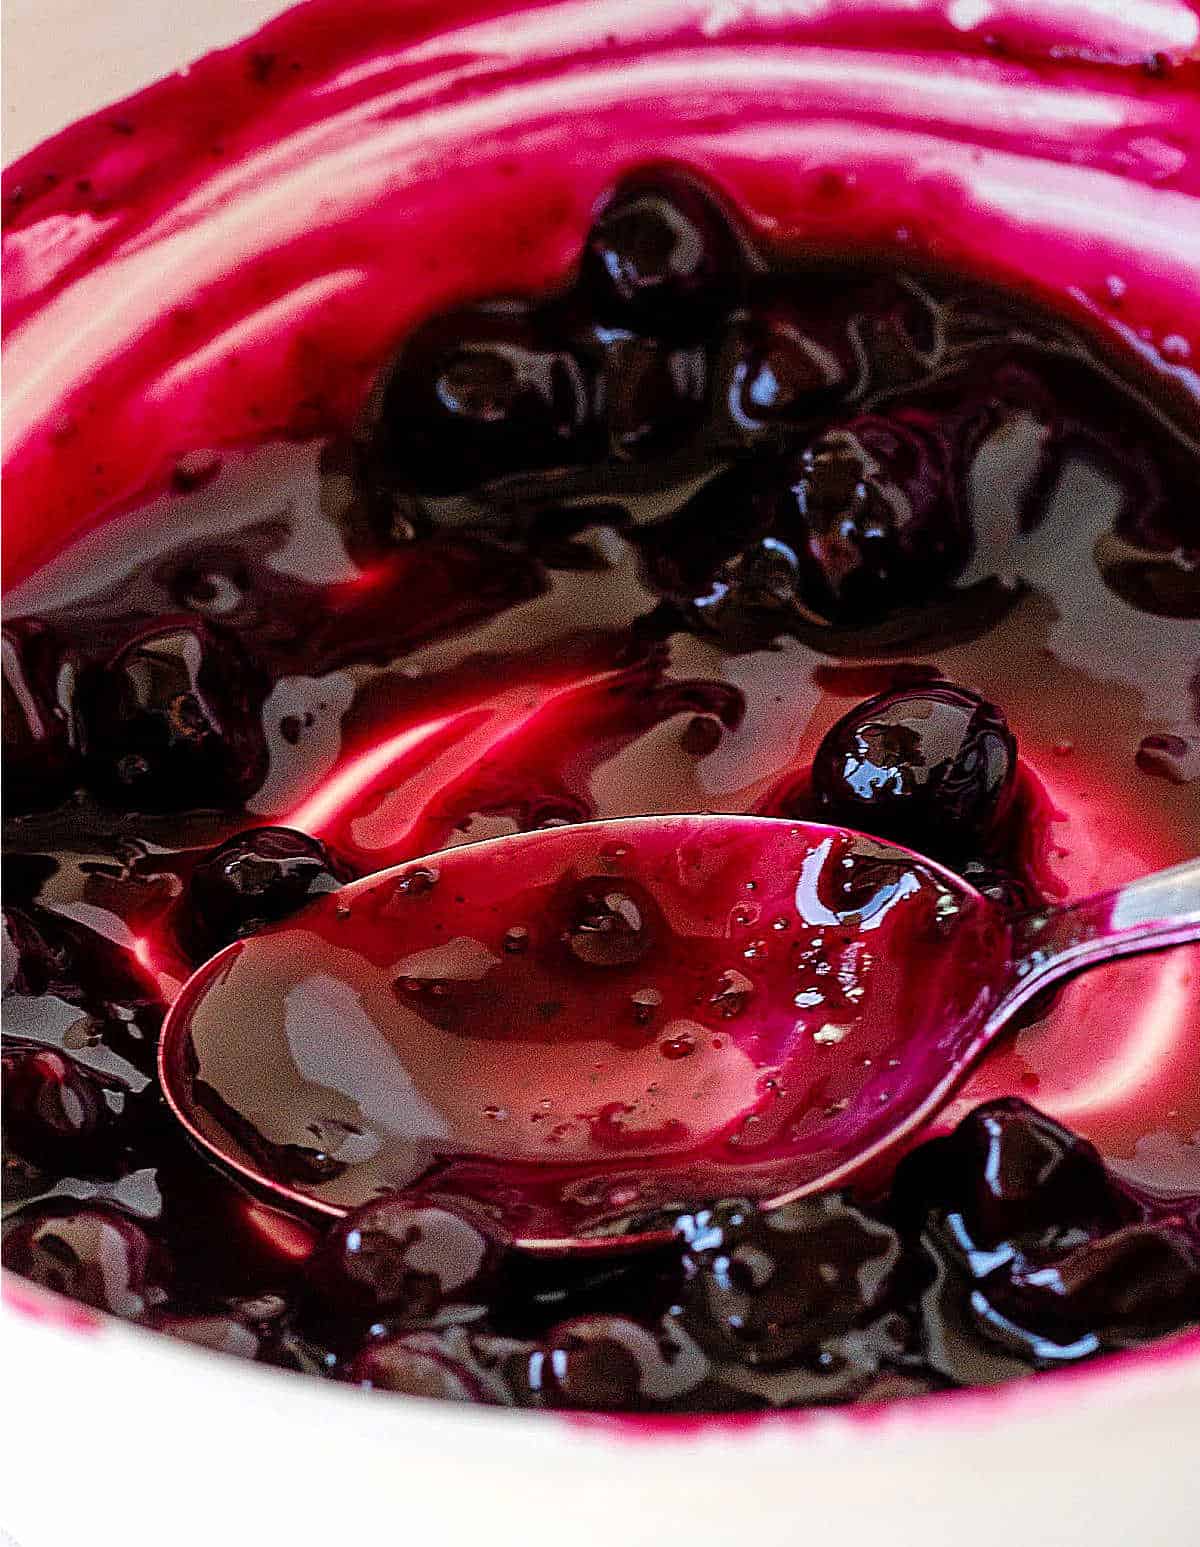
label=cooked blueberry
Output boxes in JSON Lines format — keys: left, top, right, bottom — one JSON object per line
{"left": 351, "top": 1330, "right": 501, "bottom": 1401}
{"left": 811, "top": 685, "right": 1017, "bottom": 855}
{"left": 674, "top": 1194, "right": 904, "bottom": 1376}
{"left": 719, "top": 308, "right": 854, "bottom": 442}
{"left": 81, "top": 619, "right": 266, "bottom": 811}
{"left": 1, "top": 1202, "right": 170, "bottom": 1318}
{"left": 777, "top": 416, "right": 969, "bottom": 624}
{"left": 640, "top": 415, "right": 971, "bottom": 647}
{"left": 2, "top": 620, "right": 80, "bottom": 812}
{"left": 511, "top": 1313, "right": 712, "bottom": 1411}
{"left": 603, "top": 333, "right": 708, "bottom": 460}
{"left": 583, "top": 175, "right": 741, "bottom": 333}
{"left": 562, "top": 881, "right": 654, "bottom": 968}
{"left": 1, "top": 1043, "right": 127, "bottom": 1169}
{"left": 1001, "top": 1223, "right": 1200, "bottom": 1350}
{"left": 309, "top": 1197, "right": 506, "bottom": 1317}
{"left": 892, "top": 1099, "right": 1130, "bottom": 1254}
{"left": 187, "top": 826, "right": 347, "bottom": 954}
{"left": 349, "top": 1330, "right": 513, "bottom": 1404}
{"left": 371, "top": 302, "right": 597, "bottom": 499}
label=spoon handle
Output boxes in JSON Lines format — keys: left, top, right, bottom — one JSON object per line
{"left": 992, "top": 856, "right": 1200, "bottom": 1029}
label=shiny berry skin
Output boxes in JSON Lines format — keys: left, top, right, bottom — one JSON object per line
{"left": 187, "top": 826, "right": 347, "bottom": 954}
{"left": 640, "top": 414, "right": 971, "bottom": 648}
{"left": 561, "top": 881, "right": 654, "bottom": 968}
{"left": 603, "top": 334, "right": 708, "bottom": 461}
{"left": 371, "top": 302, "right": 597, "bottom": 499}
{"left": 80, "top": 619, "right": 266, "bottom": 811}
{"left": 892, "top": 1099, "right": 1130, "bottom": 1255}
{"left": 719, "top": 307, "right": 855, "bottom": 444}
{"left": 674, "top": 1194, "right": 904, "bottom": 1375}
{"left": 1, "top": 620, "right": 80, "bottom": 812}
{"left": 811, "top": 684, "right": 1017, "bottom": 856}
{"left": 1, "top": 1043, "right": 125, "bottom": 1169}
{"left": 583, "top": 176, "right": 741, "bottom": 335}
{"left": 999, "top": 1223, "right": 1200, "bottom": 1351}
{"left": 351, "top": 1329, "right": 501, "bottom": 1402}
{"left": 308, "top": 1197, "right": 506, "bottom": 1318}
{"left": 516, "top": 1314, "right": 709, "bottom": 1411}
{"left": 1, "top": 1202, "right": 170, "bottom": 1318}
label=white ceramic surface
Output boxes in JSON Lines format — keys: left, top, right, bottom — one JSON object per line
{"left": 3, "top": 6, "right": 1198, "bottom": 1545}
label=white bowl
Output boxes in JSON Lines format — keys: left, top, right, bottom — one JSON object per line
{"left": 3, "top": 5, "right": 1198, "bottom": 1543}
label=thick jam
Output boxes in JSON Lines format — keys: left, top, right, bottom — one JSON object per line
{"left": 3, "top": 0, "right": 1199, "bottom": 1413}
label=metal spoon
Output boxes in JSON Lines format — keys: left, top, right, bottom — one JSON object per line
{"left": 158, "top": 815, "right": 1199, "bottom": 1252}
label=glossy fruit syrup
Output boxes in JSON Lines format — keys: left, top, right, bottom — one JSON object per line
{"left": 3, "top": 170, "right": 1199, "bottom": 1413}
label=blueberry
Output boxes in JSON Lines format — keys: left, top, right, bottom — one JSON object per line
{"left": 516, "top": 1314, "right": 710, "bottom": 1411}
{"left": 719, "top": 308, "right": 854, "bottom": 443}
{"left": 892, "top": 1099, "right": 1130, "bottom": 1255}
{"left": 775, "top": 417, "right": 969, "bottom": 624}
{"left": 1, "top": 1042, "right": 128, "bottom": 1169}
{"left": 2, "top": 620, "right": 80, "bottom": 812}
{"left": 674, "top": 1194, "right": 905, "bottom": 1381}
{"left": 309, "top": 1197, "right": 506, "bottom": 1318}
{"left": 561, "top": 881, "right": 654, "bottom": 968}
{"left": 640, "top": 415, "right": 972, "bottom": 648}
{"left": 582, "top": 175, "right": 741, "bottom": 334}
{"left": 351, "top": 1332, "right": 496, "bottom": 1402}
{"left": 187, "top": 826, "right": 347, "bottom": 954}
{"left": 2, "top": 1201, "right": 170, "bottom": 1318}
{"left": 811, "top": 684, "right": 1017, "bottom": 856}
{"left": 1001, "top": 1223, "right": 1200, "bottom": 1350}
{"left": 602, "top": 333, "right": 708, "bottom": 460}
{"left": 81, "top": 619, "right": 266, "bottom": 811}
{"left": 371, "top": 302, "right": 597, "bottom": 500}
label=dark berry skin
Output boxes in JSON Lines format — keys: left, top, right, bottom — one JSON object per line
{"left": 674, "top": 1194, "right": 905, "bottom": 1380}
{"left": 602, "top": 333, "right": 709, "bottom": 461}
{"left": 351, "top": 1332, "right": 497, "bottom": 1402}
{"left": 1, "top": 1042, "right": 128, "bottom": 1171}
{"left": 891, "top": 1099, "right": 1131, "bottom": 1257}
{"left": 187, "top": 826, "right": 347, "bottom": 956}
{"left": 639, "top": 414, "right": 972, "bottom": 649}
{"left": 1, "top": 1201, "right": 170, "bottom": 1318}
{"left": 811, "top": 684, "right": 1017, "bottom": 857}
{"left": 308, "top": 1197, "right": 506, "bottom": 1319}
{"left": 80, "top": 618, "right": 266, "bottom": 812}
{"left": 583, "top": 176, "right": 742, "bottom": 336}
{"left": 2, "top": 620, "right": 81, "bottom": 812}
{"left": 371, "top": 302, "right": 598, "bottom": 500}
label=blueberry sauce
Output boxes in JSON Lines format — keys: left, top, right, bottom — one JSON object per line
{"left": 4, "top": 0, "right": 1200, "bottom": 1413}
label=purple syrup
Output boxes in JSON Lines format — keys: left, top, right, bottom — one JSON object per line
{"left": 3, "top": 163, "right": 1199, "bottom": 1411}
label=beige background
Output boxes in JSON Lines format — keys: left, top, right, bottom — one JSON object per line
{"left": 3, "top": 0, "right": 284, "bottom": 161}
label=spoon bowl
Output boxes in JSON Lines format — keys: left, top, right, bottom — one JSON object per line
{"left": 158, "top": 814, "right": 1199, "bottom": 1252}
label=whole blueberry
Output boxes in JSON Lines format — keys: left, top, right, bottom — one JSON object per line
{"left": 674, "top": 1193, "right": 903, "bottom": 1373}
{"left": 371, "top": 302, "right": 597, "bottom": 500}
{"left": 640, "top": 415, "right": 972, "bottom": 648}
{"left": 515, "top": 1314, "right": 709, "bottom": 1411}
{"left": 81, "top": 618, "right": 266, "bottom": 811}
{"left": 1, "top": 1043, "right": 126, "bottom": 1169}
{"left": 602, "top": 334, "right": 709, "bottom": 461}
{"left": 582, "top": 175, "right": 741, "bottom": 334}
{"left": 2, "top": 1201, "right": 170, "bottom": 1318}
{"left": 187, "top": 826, "right": 347, "bottom": 954}
{"left": 811, "top": 684, "right": 1017, "bottom": 855}
{"left": 2, "top": 620, "right": 81, "bottom": 812}
{"left": 309, "top": 1196, "right": 506, "bottom": 1318}
{"left": 351, "top": 1332, "right": 496, "bottom": 1402}
{"left": 892, "top": 1099, "right": 1129, "bottom": 1255}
